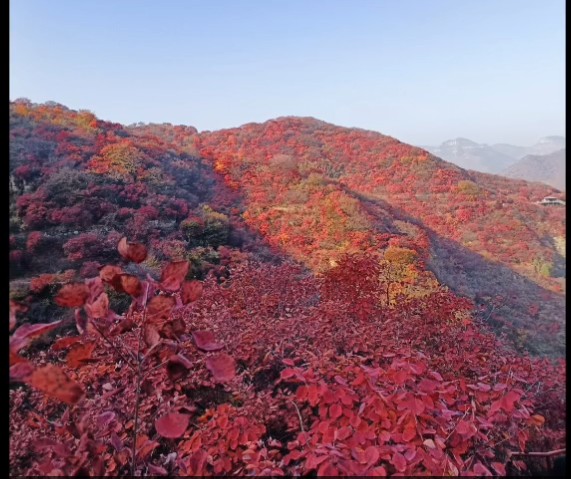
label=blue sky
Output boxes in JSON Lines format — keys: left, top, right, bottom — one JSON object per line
{"left": 10, "top": 0, "right": 565, "bottom": 145}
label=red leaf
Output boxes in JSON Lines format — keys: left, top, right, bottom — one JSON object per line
{"left": 369, "top": 466, "right": 387, "bottom": 476}
{"left": 418, "top": 378, "right": 440, "bottom": 393}
{"left": 402, "top": 421, "right": 417, "bottom": 442}
{"left": 185, "top": 449, "right": 208, "bottom": 475}
{"left": 155, "top": 412, "right": 190, "bottom": 439}
{"left": 99, "top": 265, "right": 123, "bottom": 283}
{"left": 27, "top": 365, "right": 84, "bottom": 404}
{"left": 10, "top": 361, "right": 35, "bottom": 381}
{"left": 147, "top": 464, "right": 168, "bottom": 476}
{"left": 10, "top": 350, "right": 28, "bottom": 366}
{"left": 390, "top": 452, "right": 407, "bottom": 472}
{"left": 67, "top": 342, "right": 97, "bottom": 368}
{"left": 161, "top": 317, "right": 186, "bottom": 339}
{"left": 143, "top": 325, "right": 160, "bottom": 348}
{"left": 10, "top": 320, "right": 63, "bottom": 353}
{"left": 364, "top": 446, "right": 380, "bottom": 466}
{"left": 329, "top": 403, "right": 342, "bottom": 420}
{"left": 192, "top": 331, "right": 223, "bottom": 352}
{"left": 120, "top": 274, "right": 142, "bottom": 297}
{"left": 136, "top": 434, "right": 159, "bottom": 460}
{"left": 455, "top": 420, "right": 472, "bottom": 436}
{"left": 393, "top": 370, "right": 409, "bottom": 385}
{"left": 205, "top": 353, "right": 236, "bottom": 382}
{"left": 317, "top": 461, "right": 339, "bottom": 476}
{"left": 281, "top": 368, "right": 297, "bottom": 380}
{"left": 96, "top": 411, "right": 116, "bottom": 428}
{"left": 85, "top": 277, "right": 105, "bottom": 302}
{"left": 491, "top": 462, "right": 506, "bottom": 476}
{"left": 118, "top": 237, "right": 147, "bottom": 263}
{"left": 51, "top": 336, "right": 82, "bottom": 351}
{"left": 500, "top": 390, "right": 522, "bottom": 413}
{"left": 528, "top": 414, "right": 545, "bottom": 427}
{"left": 181, "top": 280, "right": 203, "bottom": 304}
{"left": 10, "top": 300, "right": 28, "bottom": 331}
{"left": 335, "top": 426, "right": 352, "bottom": 441}
{"left": 55, "top": 283, "right": 90, "bottom": 308}
{"left": 147, "top": 295, "right": 176, "bottom": 323}
{"left": 473, "top": 462, "right": 493, "bottom": 476}
{"left": 160, "top": 261, "right": 189, "bottom": 291}
{"left": 84, "top": 292, "right": 109, "bottom": 319}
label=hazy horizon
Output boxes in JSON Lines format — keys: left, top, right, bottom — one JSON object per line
{"left": 10, "top": 0, "right": 565, "bottom": 146}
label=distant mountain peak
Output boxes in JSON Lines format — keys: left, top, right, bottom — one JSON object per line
{"left": 441, "top": 137, "right": 479, "bottom": 147}
{"left": 421, "top": 135, "right": 565, "bottom": 175}
{"left": 503, "top": 148, "right": 565, "bottom": 191}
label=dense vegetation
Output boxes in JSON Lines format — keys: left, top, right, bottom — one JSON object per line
{"left": 9, "top": 101, "right": 565, "bottom": 476}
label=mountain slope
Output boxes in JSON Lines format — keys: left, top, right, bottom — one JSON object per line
{"left": 493, "top": 136, "right": 565, "bottom": 160}
{"left": 9, "top": 101, "right": 566, "bottom": 477}
{"left": 10, "top": 104, "right": 565, "bottom": 355}
{"left": 196, "top": 118, "right": 565, "bottom": 355}
{"left": 503, "top": 148, "right": 566, "bottom": 191}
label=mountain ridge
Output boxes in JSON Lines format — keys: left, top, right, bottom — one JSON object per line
{"left": 503, "top": 148, "right": 566, "bottom": 191}
{"left": 10, "top": 100, "right": 565, "bottom": 358}
{"left": 9, "top": 100, "right": 566, "bottom": 477}
{"left": 421, "top": 135, "right": 565, "bottom": 176}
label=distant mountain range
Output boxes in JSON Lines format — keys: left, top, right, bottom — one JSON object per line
{"left": 504, "top": 148, "right": 566, "bottom": 191}
{"left": 420, "top": 136, "right": 565, "bottom": 189}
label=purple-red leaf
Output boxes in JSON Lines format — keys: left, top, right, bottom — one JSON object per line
{"left": 51, "top": 336, "right": 82, "bottom": 351}
{"left": 27, "top": 365, "right": 84, "bottom": 404}
{"left": 192, "top": 331, "right": 224, "bottom": 351}
{"left": 205, "top": 353, "right": 236, "bottom": 382}
{"left": 181, "top": 280, "right": 203, "bottom": 304}
{"left": 155, "top": 412, "right": 190, "bottom": 439}
{"left": 119, "top": 274, "right": 142, "bottom": 297}
{"left": 85, "top": 277, "right": 105, "bottom": 303}
{"left": 160, "top": 261, "right": 189, "bottom": 292}
{"left": 10, "top": 361, "right": 35, "bottom": 381}
{"left": 117, "top": 237, "right": 147, "bottom": 263}
{"left": 10, "top": 320, "right": 63, "bottom": 353}
{"left": 84, "top": 292, "right": 109, "bottom": 319}
{"left": 10, "top": 300, "right": 28, "bottom": 331}
{"left": 390, "top": 452, "right": 407, "bottom": 472}
{"left": 143, "top": 325, "right": 161, "bottom": 348}
{"left": 55, "top": 283, "right": 90, "bottom": 308}
{"left": 99, "top": 265, "right": 123, "bottom": 282}
{"left": 147, "top": 295, "right": 176, "bottom": 323}
{"left": 67, "top": 342, "right": 97, "bottom": 368}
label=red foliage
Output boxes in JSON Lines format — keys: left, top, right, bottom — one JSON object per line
{"left": 117, "top": 237, "right": 148, "bottom": 263}
{"left": 26, "top": 231, "right": 43, "bottom": 253}
{"left": 160, "top": 260, "right": 190, "bottom": 291}
{"left": 192, "top": 331, "right": 224, "bottom": 352}
{"left": 27, "top": 365, "right": 84, "bottom": 404}
{"left": 10, "top": 250, "right": 24, "bottom": 265}
{"left": 155, "top": 412, "right": 190, "bottom": 439}
{"left": 55, "top": 283, "right": 90, "bottom": 307}
{"left": 80, "top": 261, "right": 101, "bottom": 278}
{"left": 10, "top": 320, "right": 62, "bottom": 353}
{"left": 9, "top": 102, "right": 566, "bottom": 477}
{"left": 205, "top": 353, "right": 236, "bottom": 382}
{"left": 63, "top": 233, "right": 105, "bottom": 262}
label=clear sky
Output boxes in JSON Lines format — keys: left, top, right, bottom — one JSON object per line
{"left": 10, "top": 0, "right": 565, "bottom": 146}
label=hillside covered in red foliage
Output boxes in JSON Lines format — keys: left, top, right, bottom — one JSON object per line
{"left": 9, "top": 101, "right": 565, "bottom": 476}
